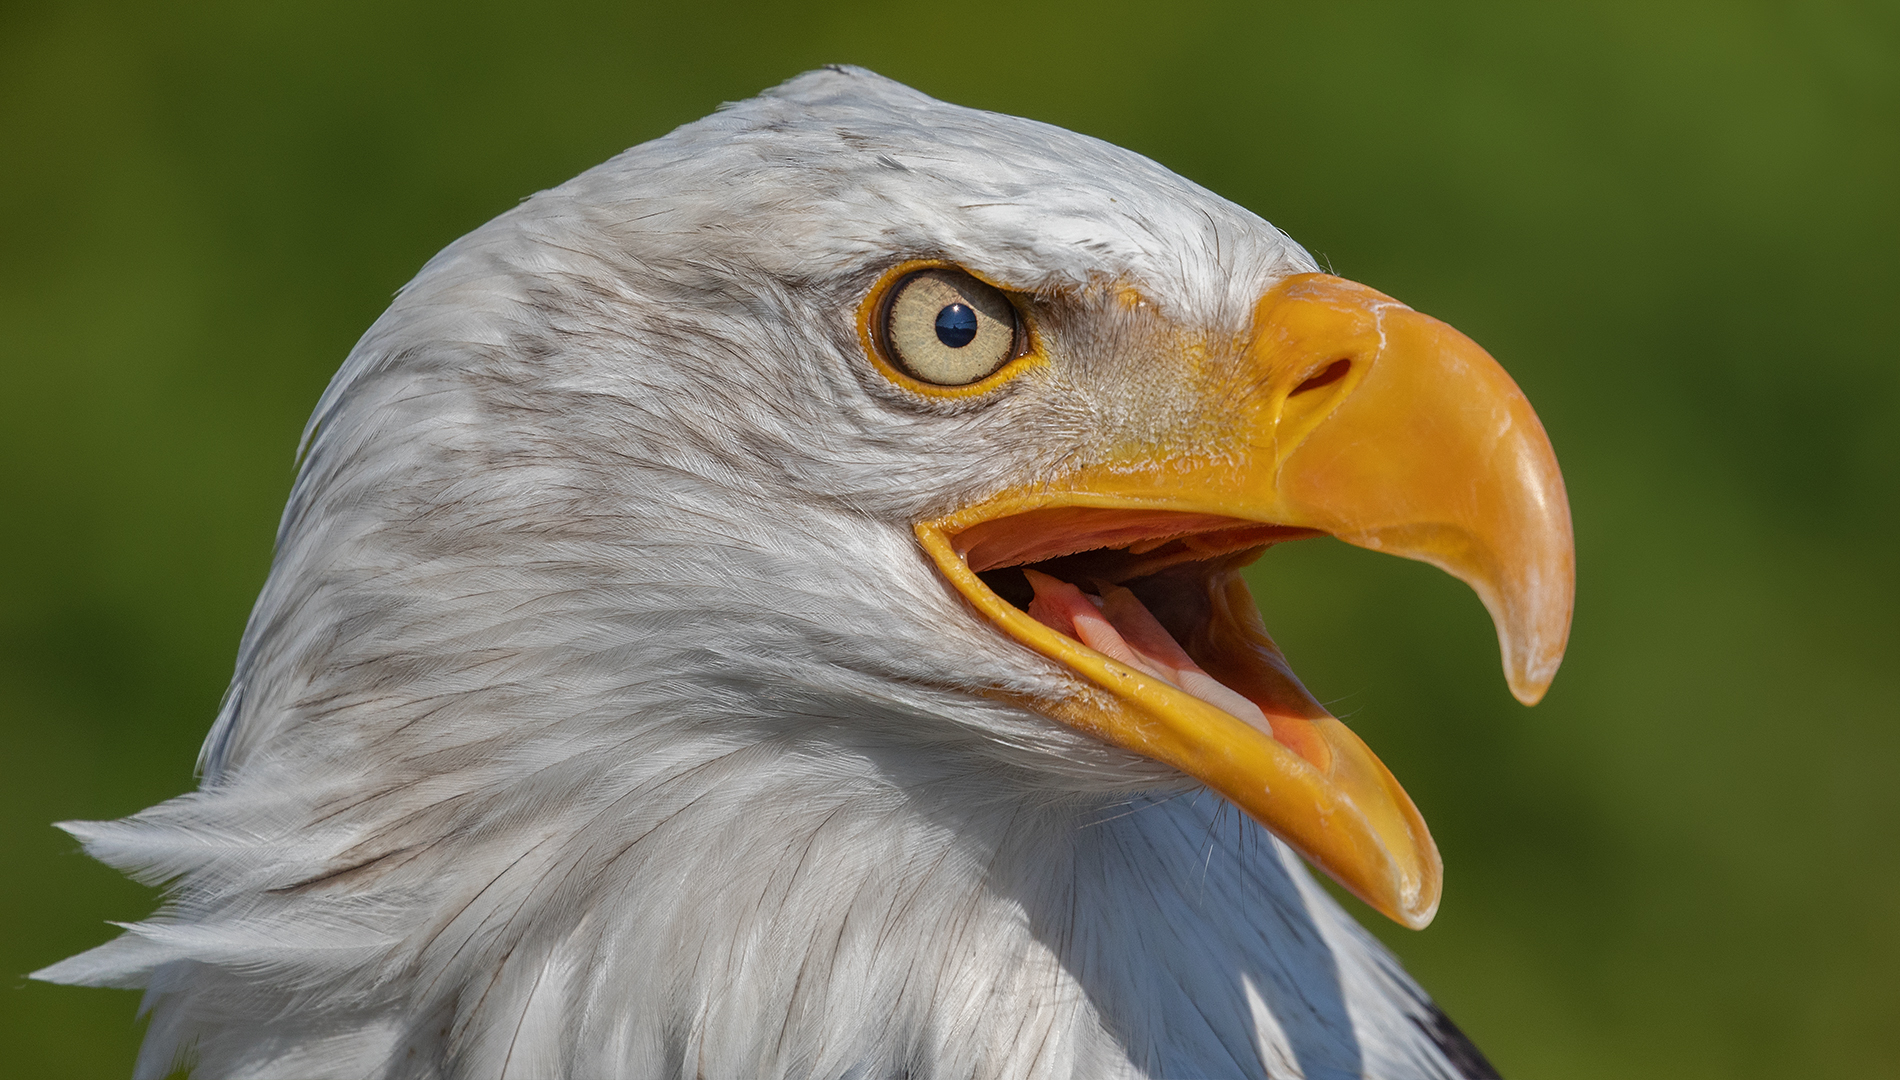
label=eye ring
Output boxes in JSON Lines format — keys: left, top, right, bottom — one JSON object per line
{"left": 876, "top": 268, "right": 1025, "bottom": 387}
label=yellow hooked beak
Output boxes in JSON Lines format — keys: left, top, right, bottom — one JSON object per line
{"left": 917, "top": 273, "right": 1574, "bottom": 929}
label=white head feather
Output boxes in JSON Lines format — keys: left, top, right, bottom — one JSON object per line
{"left": 38, "top": 67, "right": 1495, "bottom": 1080}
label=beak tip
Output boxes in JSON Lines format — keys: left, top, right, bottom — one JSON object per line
{"left": 1494, "top": 582, "right": 1570, "bottom": 707}
{"left": 1509, "top": 679, "right": 1550, "bottom": 707}
{"left": 1388, "top": 862, "right": 1442, "bottom": 930}
{"left": 1504, "top": 646, "right": 1562, "bottom": 706}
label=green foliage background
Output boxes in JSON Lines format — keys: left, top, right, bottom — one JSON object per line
{"left": 3, "top": 2, "right": 1896, "bottom": 1076}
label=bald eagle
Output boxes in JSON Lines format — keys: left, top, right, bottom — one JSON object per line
{"left": 37, "top": 67, "right": 1572, "bottom": 1079}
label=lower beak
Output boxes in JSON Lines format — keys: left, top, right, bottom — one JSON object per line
{"left": 918, "top": 273, "right": 1574, "bottom": 929}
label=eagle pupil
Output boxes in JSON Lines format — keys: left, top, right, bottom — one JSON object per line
{"left": 934, "top": 304, "right": 978, "bottom": 348}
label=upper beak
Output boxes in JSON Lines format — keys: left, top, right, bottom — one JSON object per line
{"left": 917, "top": 273, "right": 1574, "bottom": 928}
{"left": 1256, "top": 274, "right": 1574, "bottom": 704}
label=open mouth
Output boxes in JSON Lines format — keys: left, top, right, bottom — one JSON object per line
{"left": 916, "top": 500, "right": 1443, "bottom": 929}
{"left": 959, "top": 506, "right": 1336, "bottom": 770}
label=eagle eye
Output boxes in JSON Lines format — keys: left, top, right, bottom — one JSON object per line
{"left": 880, "top": 269, "right": 1021, "bottom": 386}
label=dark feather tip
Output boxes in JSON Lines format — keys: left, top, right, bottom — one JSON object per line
{"left": 1413, "top": 1005, "right": 1502, "bottom": 1079}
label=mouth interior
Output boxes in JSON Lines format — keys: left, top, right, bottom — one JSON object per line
{"left": 958, "top": 507, "right": 1334, "bottom": 769}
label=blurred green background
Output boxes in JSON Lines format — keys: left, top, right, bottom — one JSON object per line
{"left": 3, "top": 1, "right": 1896, "bottom": 1076}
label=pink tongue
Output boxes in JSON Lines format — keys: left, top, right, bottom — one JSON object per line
{"left": 1021, "top": 569, "right": 1271, "bottom": 734}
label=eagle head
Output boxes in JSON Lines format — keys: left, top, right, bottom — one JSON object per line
{"left": 39, "top": 66, "right": 1571, "bottom": 1079}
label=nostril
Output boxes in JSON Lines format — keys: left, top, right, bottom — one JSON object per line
{"left": 1290, "top": 358, "right": 1351, "bottom": 396}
